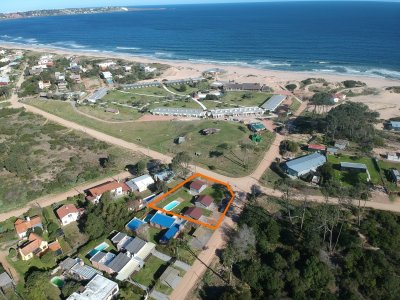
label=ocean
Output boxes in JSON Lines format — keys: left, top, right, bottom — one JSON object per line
{"left": 1, "top": 1, "right": 400, "bottom": 79}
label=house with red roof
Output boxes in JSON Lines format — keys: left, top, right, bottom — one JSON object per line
{"left": 308, "top": 144, "right": 326, "bottom": 153}
{"left": 18, "top": 233, "right": 48, "bottom": 261}
{"left": 14, "top": 216, "right": 43, "bottom": 239}
{"left": 190, "top": 180, "right": 207, "bottom": 195}
{"left": 184, "top": 207, "right": 203, "bottom": 220}
{"left": 195, "top": 195, "right": 214, "bottom": 209}
{"left": 56, "top": 204, "right": 83, "bottom": 226}
{"left": 86, "top": 181, "right": 130, "bottom": 204}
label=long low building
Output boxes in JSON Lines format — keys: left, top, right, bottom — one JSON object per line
{"left": 67, "top": 274, "right": 119, "bottom": 300}
{"left": 283, "top": 153, "right": 327, "bottom": 177}
{"left": 260, "top": 95, "right": 287, "bottom": 112}
{"left": 87, "top": 87, "right": 109, "bottom": 103}
{"left": 151, "top": 107, "right": 206, "bottom": 118}
{"left": 121, "top": 82, "right": 161, "bottom": 89}
{"left": 209, "top": 107, "right": 264, "bottom": 118}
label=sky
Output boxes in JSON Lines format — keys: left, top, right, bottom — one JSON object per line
{"left": 0, "top": 0, "right": 398, "bottom": 13}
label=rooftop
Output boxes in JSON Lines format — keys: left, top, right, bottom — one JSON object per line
{"left": 285, "top": 153, "right": 327, "bottom": 173}
{"left": 67, "top": 274, "right": 118, "bottom": 300}
{"left": 197, "top": 195, "right": 214, "bottom": 207}
{"left": 190, "top": 180, "right": 207, "bottom": 191}
{"left": 151, "top": 107, "right": 205, "bottom": 115}
{"left": 185, "top": 207, "right": 203, "bottom": 220}
{"left": 87, "top": 181, "right": 129, "bottom": 197}
{"left": 340, "top": 162, "right": 368, "bottom": 170}
{"left": 14, "top": 216, "right": 42, "bottom": 234}
{"left": 260, "top": 95, "right": 287, "bottom": 111}
{"left": 124, "top": 237, "right": 147, "bottom": 255}
{"left": 56, "top": 204, "right": 79, "bottom": 220}
{"left": 150, "top": 213, "right": 176, "bottom": 228}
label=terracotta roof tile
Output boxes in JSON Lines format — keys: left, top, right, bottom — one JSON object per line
{"left": 185, "top": 207, "right": 203, "bottom": 220}
{"left": 14, "top": 216, "right": 42, "bottom": 235}
{"left": 197, "top": 195, "right": 213, "bottom": 207}
{"left": 190, "top": 180, "right": 207, "bottom": 191}
{"left": 87, "top": 181, "right": 129, "bottom": 197}
{"left": 56, "top": 204, "right": 79, "bottom": 220}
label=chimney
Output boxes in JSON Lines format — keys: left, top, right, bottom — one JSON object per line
{"left": 26, "top": 216, "right": 30, "bottom": 222}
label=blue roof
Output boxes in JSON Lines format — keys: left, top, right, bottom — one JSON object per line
{"left": 261, "top": 95, "right": 286, "bottom": 111}
{"left": 126, "top": 218, "right": 145, "bottom": 231}
{"left": 285, "top": 153, "right": 326, "bottom": 174}
{"left": 390, "top": 121, "right": 400, "bottom": 128}
{"left": 160, "top": 224, "right": 180, "bottom": 242}
{"left": 150, "top": 213, "right": 176, "bottom": 228}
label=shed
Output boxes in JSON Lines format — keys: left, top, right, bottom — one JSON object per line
{"left": 190, "top": 180, "right": 207, "bottom": 194}
{"left": 340, "top": 162, "right": 368, "bottom": 172}
{"left": 196, "top": 195, "right": 214, "bottom": 209}
{"left": 283, "top": 153, "right": 327, "bottom": 178}
{"left": 334, "top": 140, "right": 349, "bottom": 150}
{"left": 248, "top": 122, "right": 266, "bottom": 132}
{"left": 126, "top": 175, "right": 155, "bottom": 193}
{"left": 260, "top": 95, "right": 287, "bottom": 112}
{"left": 160, "top": 266, "right": 182, "bottom": 289}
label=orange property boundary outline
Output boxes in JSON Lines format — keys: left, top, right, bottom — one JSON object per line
{"left": 148, "top": 173, "right": 235, "bottom": 230}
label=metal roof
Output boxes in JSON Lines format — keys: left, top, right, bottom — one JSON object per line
{"left": 209, "top": 107, "right": 264, "bottom": 115}
{"left": 111, "top": 232, "right": 127, "bottom": 245}
{"left": 340, "top": 162, "right": 367, "bottom": 170}
{"left": 87, "top": 87, "right": 108, "bottom": 102}
{"left": 107, "top": 253, "right": 132, "bottom": 273}
{"left": 160, "top": 224, "right": 180, "bottom": 242}
{"left": 260, "top": 95, "right": 286, "bottom": 111}
{"left": 124, "top": 237, "right": 147, "bottom": 255}
{"left": 0, "top": 272, "right": 13, "bottom": 287}
{"left": 390, "top": 121, "right": 400, "bottom": 128}
{"left": 70, "top": 263, "right": 101, "bottom": 280}
{"left": 151, "top": 107, "right": 205, "bottom": 115}
{"left": 285, "top": 153, "right": 327, "bottom": 174}
{"left": 150, "top": 213, "right": 176, "bottom": 228}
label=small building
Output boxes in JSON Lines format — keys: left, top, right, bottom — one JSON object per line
{"left": 389, "top": 121, "right": 400, "bottom": 131}
{"left": 18, "top": 233, "right": 48, "bottom": 261}
{"left": 251, "top": 134, "right": 262, "bottom": 142}
{"left": 248, "top": 122, "right": 266, "bottom": 133}
{"left": 340, "top": 162, "right": 368, "bottom": 173}
{"left": 125, "top": 175, "right": 155, "bottom": 193}
{"left": 38, "top": 80, "right": 51, "bottom": 90}
{"left": 0, "top": 272, "right": 14, "bottom": 293}
{"left": 101, "top": 71, "right": 113, "bottom": 79}
{"left": 175, "top": 136, "right": 186, "bottom": 144}
{"left": 223, "top": 82, "right": 263, "bottom": 92}
{"left": 260, "top": 95, "right": 287, "bottom": 112}
{"left": 60, "top": 258, "right": 101, "bottom": 281}
{"left": 283, "top": 153, "right": 327, "bottom": 178}
{"left": 151, "top": 107, "right": 206, "bottom": 118}
{"left": 160, "top": 224, "right": 181, "bottom": 244}
{"left": 105, "top": 108, "right": 119, "bottom": 114}
{"left": 56, "top": 204, "right": 82, "bottom": 226}
{"left": 90, "top": 252, "right": 116, "bottom": 274}
{"left": 67, "top": 274, "right": 119, "bottom": 300}
{"left": 201, "top": 128, "right": 220, "bottom": 135}
{"left": 87, "top": 87, "right": 109, "bottom": 103}
{"left": 184, "top": 207, "right": 203, "bottom": 220}
{"left": 159, "top": 266, "right": 182, "bottom": 289}
{"left": 149, "top": 213, "right": 176, "bottom": 229}
{"left": 86, "top": 181, "right": 130, "bottom": 203}
{"left": 334, "top": 140, "right": 349, "bottom": 150}
{"left": 154, "top": 170, "right": 175, "bottom": 182}
{"left": 195, "top": 195, "right": 214, "bottom": 209}
{"left": 0, "top": 75, "right": 10, "bottom": 86}
{"left": 330, "top": 93, "right": 346, "bottom": 103}
{"left": 55, "top": 72, "right": 66, "bottom": 82}
{"left": 190, "top": 180, "right": 207, "bottom": 194}
{"left": 98, "top": 61, "right": 116, "bottom": 70}
{"left": 389, "top": 169, "right": 400, "bottom": 183}
{"left": 14, "top": 216, "right": 43, "bottom": 239}
{"left": 327, "top": 147, "right": 339, "bottom": 155}
{"left": 308, "top": 144, "right": 326, "bottom": 152}
{"left": 387, "top": 152, "right": 400, "bottom": 162}
{"left": 70, "top": 74, "right": 82, "bottom": 83}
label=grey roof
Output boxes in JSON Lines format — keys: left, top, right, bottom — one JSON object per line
{"left": 60, "top": 257, "right": 78, "bottom": 271}
{"left": 90, "top": 251, "right": 107, "bottom": 263}
{"left": 71, "top": 263, "right": 101, "bottom": 280}
{"left": 124, "top": 237, "right": 146, "bottom": 255}
{"left": 87, "top": 88, "right": 108, "bottom": 102}
{"left": 121, "top": 82, "right": 161, "bottom": 89}
{"left": 107, "top": 253, "right": 131, "bottom": 273}
{"left": 160, "top": 267, "right": 182, "bottom": 289}
{"left": 260, "top": 95, "right": 286, "bottom": 111}
{"left": 164, "top": 77, "right": 203, "bottom": 85}
{"left": 209, "top": 107, "right": 264, "bottom": 116}
{"left": 327, "top": 147, "right": 339, "bottom": 153}
{"left": 0, "top": 272, "right": 13, "bottom": 287}
{"left": 111, "top": 232, "right": 127, "bottom": 245}
{"left": 285, "top": 153, "right": 327, "bottom": 174}
{"left": 390, "top": 169, "right": 400, "bottom": 180}
{"left": 151, "top": 107, "right": 205, "bottom": 116}
{"left": 340, "top": 162, "right": 367, "bottom": 170}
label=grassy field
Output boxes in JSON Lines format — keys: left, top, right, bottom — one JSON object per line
{"left": 133, "top": 255, "right": 168, "bottom": 286}
{"left": 219, "top": 91, "right": 272, "bottom": 107}
{"left": 77, "top": 104, "right": 142, "bottom": 121}
{"left": 327, "top": 154, "right": 381, "bottom": 185}
{"left": 26, "top": 99, "right": 275, "bottom": 177}
{"left": 0, "top": 107, "right": 144, "bottom": 213}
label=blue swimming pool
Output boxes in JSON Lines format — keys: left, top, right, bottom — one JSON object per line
{"left": 164, "top": 200, "right": 180, "bottom": 211}
{"left": 87, "top": 242, "right": 109, "bottom": 258}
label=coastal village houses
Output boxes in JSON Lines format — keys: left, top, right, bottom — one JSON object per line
{"left": 85, "top": 181, "right": 129, "bottom": 203}
{"left": 14, "top": 216, "right": 43, "bottom": 239}
{"left": 18, "top": 233, "right": 48, "bottom": 261}
{"left": 56, "top": 204, "right": 83, "bottom": 226}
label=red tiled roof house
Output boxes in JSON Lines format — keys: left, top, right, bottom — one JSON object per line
{"left": 56, "top": 204, "right": 83, "bottom": 226}
{"left": 189, "top": 180, "right": 207, "bottom": 195}
{"left": 184, "top": 207, "right": 203, "bottom": 220}
{"left": 195, "top": 195, "right": 214, "bottom": 209}
{"left": 86, "top": 181, "right": 130, "bottom": 204}
{"left": 14, "top": 216, "right": 43, "bottom": 239}
{"left": 18, "top": 233, "right": 48, "bottom": 261}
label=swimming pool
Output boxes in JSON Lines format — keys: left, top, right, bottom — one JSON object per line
{"left": 50, "top": 276, "right": 65, "bottom": 288}
{"left": 87, "top": 242, "right": 109, "bottom": 258}
{"left": 163, "top": 200, "right": 180, "bottom": 211}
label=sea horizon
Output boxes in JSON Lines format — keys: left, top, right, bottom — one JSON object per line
{"left": 1, "top": 2, "right": 399, "bottom": 79}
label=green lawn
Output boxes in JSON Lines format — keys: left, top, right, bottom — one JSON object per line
{"left": 377, "top": 160, "right": 400, "bottom": 192}
{"left": 155, "top": 281, "right": 173, "bottom": 295}
{"left": 219, "top": 91, "right": 272, "bottom": 107}
{"left": 77, "top": 104, "right": 141, "bottom": 121}
{"left": 26, "top": 99, "right": 275, "bottom": 177}
{"left": 133, "top": 255, "right": 168, "bottom": 287}
{"left": 289, "top": 99, "right": 301, "bottom": 113}
{"left": 8, "top": 256, "right": 56, "bottom": 282}
{"left": 327, "top": 154, "right": 381, "bottom": 185}
{"left": 260, "top": 167, "right": 283, "bottom": 188}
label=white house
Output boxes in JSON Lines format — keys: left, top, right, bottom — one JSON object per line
{"left": 126, "top": 175, "right": 155, "bottom": 193}
{"left": 38, "top": 80, "right": 51, "bottom": 90}
{"left": 98, "top": 61, "right": 116, "bottom": 69}
{"left": 102, "top": 71, "right": 113, "bottom": 79}
{"left": 67, "top": 274, "right": 119, "bottom": 300}
{"left": 56, "top": 204, "right": 82, "bottom": 226}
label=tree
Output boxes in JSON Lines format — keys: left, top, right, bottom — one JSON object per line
{"left": 82, "top": 213, "right": 104, "bottom": 239}
{"left": 154, "top": 179, "right": 168, "bottom": 193}
{"left": 171, "top": 151, "right": 192, "bottom": 177}
{"left": 136, "top": 159, "right": 147, "bottom": 175}
{"left": 61, "top": 280, "right": 81, "bottom": 298}
{"left": 285, "top": 84, "right": 297, "bottom": 91}
{"left": 40, "top": 252, "right": 56, "bottom": 267}
{"left": 24, "top": 270, "right": 60, "bottom": 300}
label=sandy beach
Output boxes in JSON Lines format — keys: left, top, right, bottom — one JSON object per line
{"left": 1, "top": 42, "right": 400, "bottom": 117}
